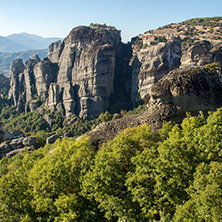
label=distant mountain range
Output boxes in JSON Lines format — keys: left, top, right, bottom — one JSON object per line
{"left": 0, "top": 49, "right": 48, "bottom": 77}
{"left": 0, "top": 32, "right": 62, "bottom": 52}
{"left": 0, "top": 33, "right": 62, "bottom": 76}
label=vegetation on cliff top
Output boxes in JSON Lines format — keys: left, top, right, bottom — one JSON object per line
{"left": 0, "top": 108, "right": 222, "bottom": 221}
{"left": 154, "top": 16, "right": 222, "bottom": 43}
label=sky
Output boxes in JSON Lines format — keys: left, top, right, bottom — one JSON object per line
{"left": 0, "top": 0, "right": 221, "bottom": 42}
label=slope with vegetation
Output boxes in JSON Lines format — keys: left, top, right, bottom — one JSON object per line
{"left": 153, "top": 16, "right": 222, "bottom": 44}
{"left": 0, "top": 108, "right": 221, "bottom": 221}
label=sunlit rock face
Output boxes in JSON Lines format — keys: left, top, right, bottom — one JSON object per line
{"left": 130, "top": 37, "right": 181, "bottom": 105}
{"left": 8, "top": 26, "right": 121, "bottom": 119}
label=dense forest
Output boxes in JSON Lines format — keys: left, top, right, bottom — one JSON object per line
{"left": 0, "top": 108, "right": 221, "bottom": 221}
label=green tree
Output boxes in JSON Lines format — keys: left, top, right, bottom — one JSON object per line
{"left": 174, "top": 162, "right": 222, "bottom": 222}
{"left": 82, "top": 125, "right": 158, "bottom": 221}
{"left": 28, "top": 136, "right": 101, "bottom": 221}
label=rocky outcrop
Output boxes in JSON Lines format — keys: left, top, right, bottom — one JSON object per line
{"left": 130, "top": 39, "right": 222, "bottom": 105}
{"left": 8, "top": 26, "right": 121, "bottom": 119}
{"left": 7, "top": 25, "right": 222, "bottom": 120}
{"left": 46, "top": 134, "right": 59, "bottom": 144}
{"left": 130, "top": 37, "right": 181, "bottom": 105}
{"left": 86, "top": 66, "right": 222, "bottom": 148}
{"left": 49, "top": 26, "right": 119, "bottom": 119}
{"left": 6, "top": 147, "right": 32, "bottom": 158}
{"left": 181, "top": 40, "right": 222, "bottom": 74}
{"left": 0, "top": 136, "right": 36, "bottom": 159}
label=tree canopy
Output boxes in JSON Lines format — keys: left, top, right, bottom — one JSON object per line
{"left": 0, "top": 108, "right": 222, "bottom": 221}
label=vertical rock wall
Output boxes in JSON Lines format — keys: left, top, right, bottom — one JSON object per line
{"left": 8, "top": 25, "right": 121, "bottom": 119}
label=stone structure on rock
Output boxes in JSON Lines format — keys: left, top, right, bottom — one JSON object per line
{"left": 130, "top": 38, "right": 222, "bottom": 106}
{"left": 181, "top": 40, "right": 222, "bottom": 75}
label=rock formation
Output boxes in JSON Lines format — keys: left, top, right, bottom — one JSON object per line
{"left": 130, "top": 37, "right": 181, "bottom": 105}
{"left": 7, "top": 24, "right": 222, "bottom": 121}
{"left": 0, "top": 136, "right": 36, "bottom": 159}
{"left": 181, "top": 40, "right": 222, "bottom": 75}
{"left": 8, "top": 25, "right": 121, "bottom": 119}
{"left": 86, "top": 66, "right": 222, "bottom": 148}
{"left": 130, "top": 38, "right": 222, "bottom": 105}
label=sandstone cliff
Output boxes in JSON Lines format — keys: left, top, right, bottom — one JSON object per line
{"left": 8, "top": 26, "right": 121, "bottom": 119}
{"left": 130, "top": 37, "right": 222, "bottom": 105}
{"left": 7, "top": 24, "right": 222, "bottom": 120}
{"left": 86, "top": 66, "right": 222, "bottom": 148}
{"left": 130, "top": 37, "right": 181, "bottom": 104}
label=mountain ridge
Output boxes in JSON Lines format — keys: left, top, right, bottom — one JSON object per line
{"left": 0, "top": 32, "right": 62, "bottom": 52}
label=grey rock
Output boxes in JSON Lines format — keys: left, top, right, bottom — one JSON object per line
{"left": 0, "top": 141, "right": 12, "bottom": 153}
{"left": 28, "top": 99, "right": 41, "bottom": 112}
{"left": 63, "top": 132, "right": 73, "bottom": 138}
{"left": 86, "top": 66, "right": 222, "bottom": 149}
{"left": 10, "top": 137, "right": 24, "bottom": 149}
{"left": 8, "top": 25, "right": 120, "bottom": 120}
{"left": 43, "top": 114, "right": 53, "bottom": 127}
{"left": 35, "top": 107, "right": 44, "bottom": 115}
{"left": 130, "top": 38, "right": 181, "bottom": 105}
{"left": 48, "top": 40, "right": 64, "bottom": 63}
{"left": 66, "top": 117, "right": 77, "bottom": 126}
{"left": 46, "top": 134, "right": 59, "bottom": 144}
{"left": 6, "top": 147, "right": 32, "bottom": 158}
{"left": 22, "top": 137, "right": 36, "bottom": 147}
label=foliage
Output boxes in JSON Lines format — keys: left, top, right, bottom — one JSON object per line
{"left": 1, "top": 111, "right": 49, "bottom": 136}
{"left": 181, "top": 17, "right": 222, "bottom": 27}
{"left": 181, "top": 37, "right": 199, "bottom": 46}
{"left": 0, "top": 108, "right": 222, "bottom": 221}
{"left": 204, "top": 63, "right": 218, "bottom": 74}
{"left": 158, "top": 36, "right": 167, "bottom": 42}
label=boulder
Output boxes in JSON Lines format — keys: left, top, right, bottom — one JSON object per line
{"left": 46, "top": 134, "right": 59, "bottom": 144}
{"left": 22, "top": 137, "right": 36, "bottom": 147}
{"left": 6, "top": 147, "right": 32, "bottom": 158}
{"left": 10, "top": 137, "right": 24, "bottom": 149}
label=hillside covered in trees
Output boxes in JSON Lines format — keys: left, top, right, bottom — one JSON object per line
{"left": 0, "top": 108, "right": 221, "bottom": 221}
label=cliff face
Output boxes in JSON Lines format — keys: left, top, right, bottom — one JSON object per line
{"left": 86, "top": 66, "right": 222, "bottom": 148}
{"left": 7, "top": 24, "right": 222, "bottom": 120}
{"left": 130, "top": 37, "right": 222, "bottom": 105}
{"left": 181, "top": 40, "right": 222, "bottom": 74}
{"left": 130, "top": 37, "right": 181, "bottom": 104}
{"left": 8, "top": 26, "right": 121, "bottom": 119}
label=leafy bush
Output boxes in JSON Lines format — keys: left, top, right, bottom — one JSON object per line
{"left": 204, "top": 63, "right": 218, "bottom": 74}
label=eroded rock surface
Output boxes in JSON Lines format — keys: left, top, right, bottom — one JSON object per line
{"left": 8, "top": 26, "right": 121, "bottom": 119}
{"left": 130, "top": 37, "right": 181, "bottom": 105}
{"left": 86, "top": 66, "right": 222, "bottom": 148}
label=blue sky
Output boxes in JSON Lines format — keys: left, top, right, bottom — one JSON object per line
{"left": 0, "top": 0, "right": 221, "bottom": 42}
